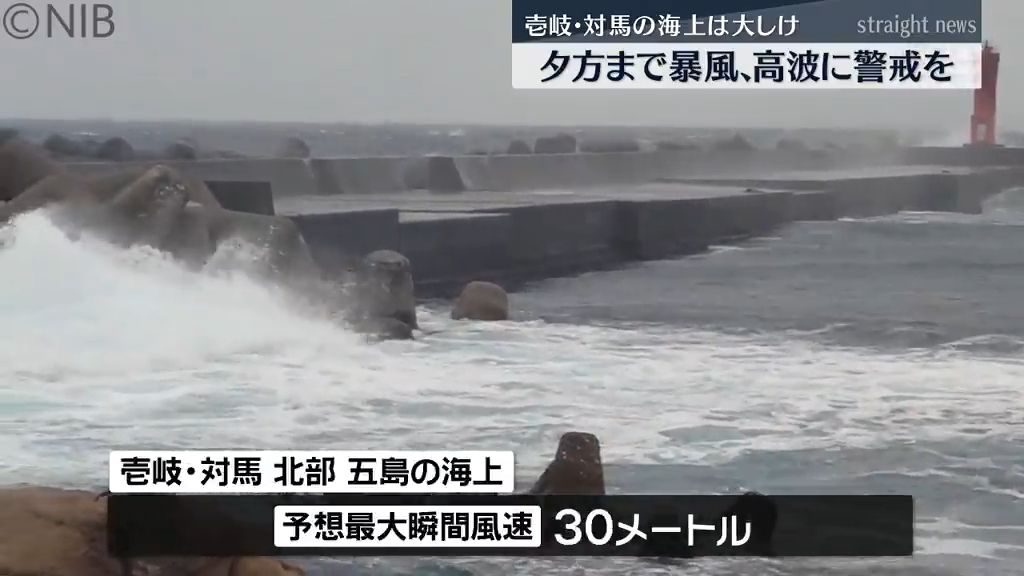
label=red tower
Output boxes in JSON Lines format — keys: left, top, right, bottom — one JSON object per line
{"left": 970, "top": 43, "right": 1000, "bottom": 146}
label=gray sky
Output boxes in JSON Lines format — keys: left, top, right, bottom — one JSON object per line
{"left": 0, "top": 0, "right": 1016, "bottom": 130}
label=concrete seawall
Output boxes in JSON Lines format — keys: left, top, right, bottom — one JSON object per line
{"left": 275, "top": 168, "right": 1022, "bottom": 296}
{"left": 65, "top": 146, "right": 902, "bottom": 198}
{"left": 61, "top": 147, "right": 1024, "bottom": 297}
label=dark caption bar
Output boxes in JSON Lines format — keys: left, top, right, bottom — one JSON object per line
{"left": 108, "top": 494, "right": 913, "bottom": 557}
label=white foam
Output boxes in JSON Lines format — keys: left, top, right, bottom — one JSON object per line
{"left": 1, "top": 210, "right": 1022, "bottom": 565}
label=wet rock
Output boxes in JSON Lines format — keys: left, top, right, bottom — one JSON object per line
{"left": 96, "top": 137, "right": 135, "bottom": 162}
{"left": 506, "top": 139, "right": 532, "bottom": 155}
{"left": 529, "top": 432, "right": 605, "bottom": 495}
{"left": 534, "top": 133, "right": 577, "bottom": 154}
{"left": 451, "top": 281, "right": 509, "bottom": 321}
{"left": 0, "top": 486, "right": 304, "bottom": 576}
{"left": 277, "top": 136, "right": 311, "bottom": 158}
{"left": 358, "top": 249, "right": 417, "bottom": 330}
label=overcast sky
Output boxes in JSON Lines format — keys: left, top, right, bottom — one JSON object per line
{"left": 0, "top": 0, "right": 1015, "bottom": 130}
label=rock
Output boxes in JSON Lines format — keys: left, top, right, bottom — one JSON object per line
{"left": 277, "top": 137, "right": 311, "bottom": 159}
{"left": 43, "top": 134, "right": 90, "bottom": 158}
{"left": 451, "top": 281, "right": 509, "bottom": 321}
{"left": 164, "top": 141, "right": 198, "bottom": 160}
{"left": 529, "top": 432, "right": 605, "bottom": 495}
{"left": 0, "top": 486, "right": 119, "bottom": 576}
{"left": 578, "top": 139, "right": 641, "bottom": 153}
{"left": 359, "top": 249, "right": 417, "bottom": 330}
{"left": 0, "top": 486, "right": 304, "bottom": 576}
{"left": 95, "top": 137, "right": 135, "bottom": 162}
{"left": 534, "top": 133, "right": 577, "bottom": 154}
{"left": 506, "top": 139, "right": 532, "bottom": 155}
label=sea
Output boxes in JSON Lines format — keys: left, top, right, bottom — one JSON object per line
{"left": 0, "top": 122, "right": 1022, "bottom": 575}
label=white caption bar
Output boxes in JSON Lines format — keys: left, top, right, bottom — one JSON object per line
{"left": 512, "top": 43, "right": 981, "bottom": 89}
{"left": 109, "top": 451, "right": 515, "bottom": 494}
{"left": 274, "top": 505, "right": 541, "bottom": 548}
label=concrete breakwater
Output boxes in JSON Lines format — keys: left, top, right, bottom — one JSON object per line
{"left": 62, "top": 147, "right": 1024, "bottom": 297}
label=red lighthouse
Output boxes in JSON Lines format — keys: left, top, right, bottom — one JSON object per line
{"left": 970, "top": 43, "right": 1000, "bottom": 146}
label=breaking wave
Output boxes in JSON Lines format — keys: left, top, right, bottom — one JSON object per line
{"left": 1, "top": 207, "right": 1023, "bottom": 573}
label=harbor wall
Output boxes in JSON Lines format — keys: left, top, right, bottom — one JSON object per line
{"left": 56, "top": 148, "right": 1024, "bottom": 297}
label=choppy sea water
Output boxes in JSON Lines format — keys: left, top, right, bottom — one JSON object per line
{"left": 2, "top": 192, "right": 1024, "bottom": 575}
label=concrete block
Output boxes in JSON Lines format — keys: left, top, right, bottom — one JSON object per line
{"left": 399, "top": 212, "right": 513, "bottom": 286}
{"left": 204, "top": 181, "right": 275, "bottom": 215}
{"left": 478, "top": 201, "right": 623, "bottom": 273}
{"left": 308, "top": 157, "right": 424, "bottom": 195}
{"left": 289, "top": 209, "right": 401, "bottom": 276}
{"left": 425, "top": 156, "right": 466, "bottom": 192}
{"left": 790, "top": 191, "right": 836, "bottom": 221}
{"left": 67, "top": 158, "right": 320, "bottom": 198}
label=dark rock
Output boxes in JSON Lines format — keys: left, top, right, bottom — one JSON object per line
{"left": 95, "top": 137, "right": 135, "bottom": 162}
{"left": 452, "top": 281, "right": 509, "bottom": 321}
{"left": 529, "top": 432, "right": 605, "bottom": 495}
